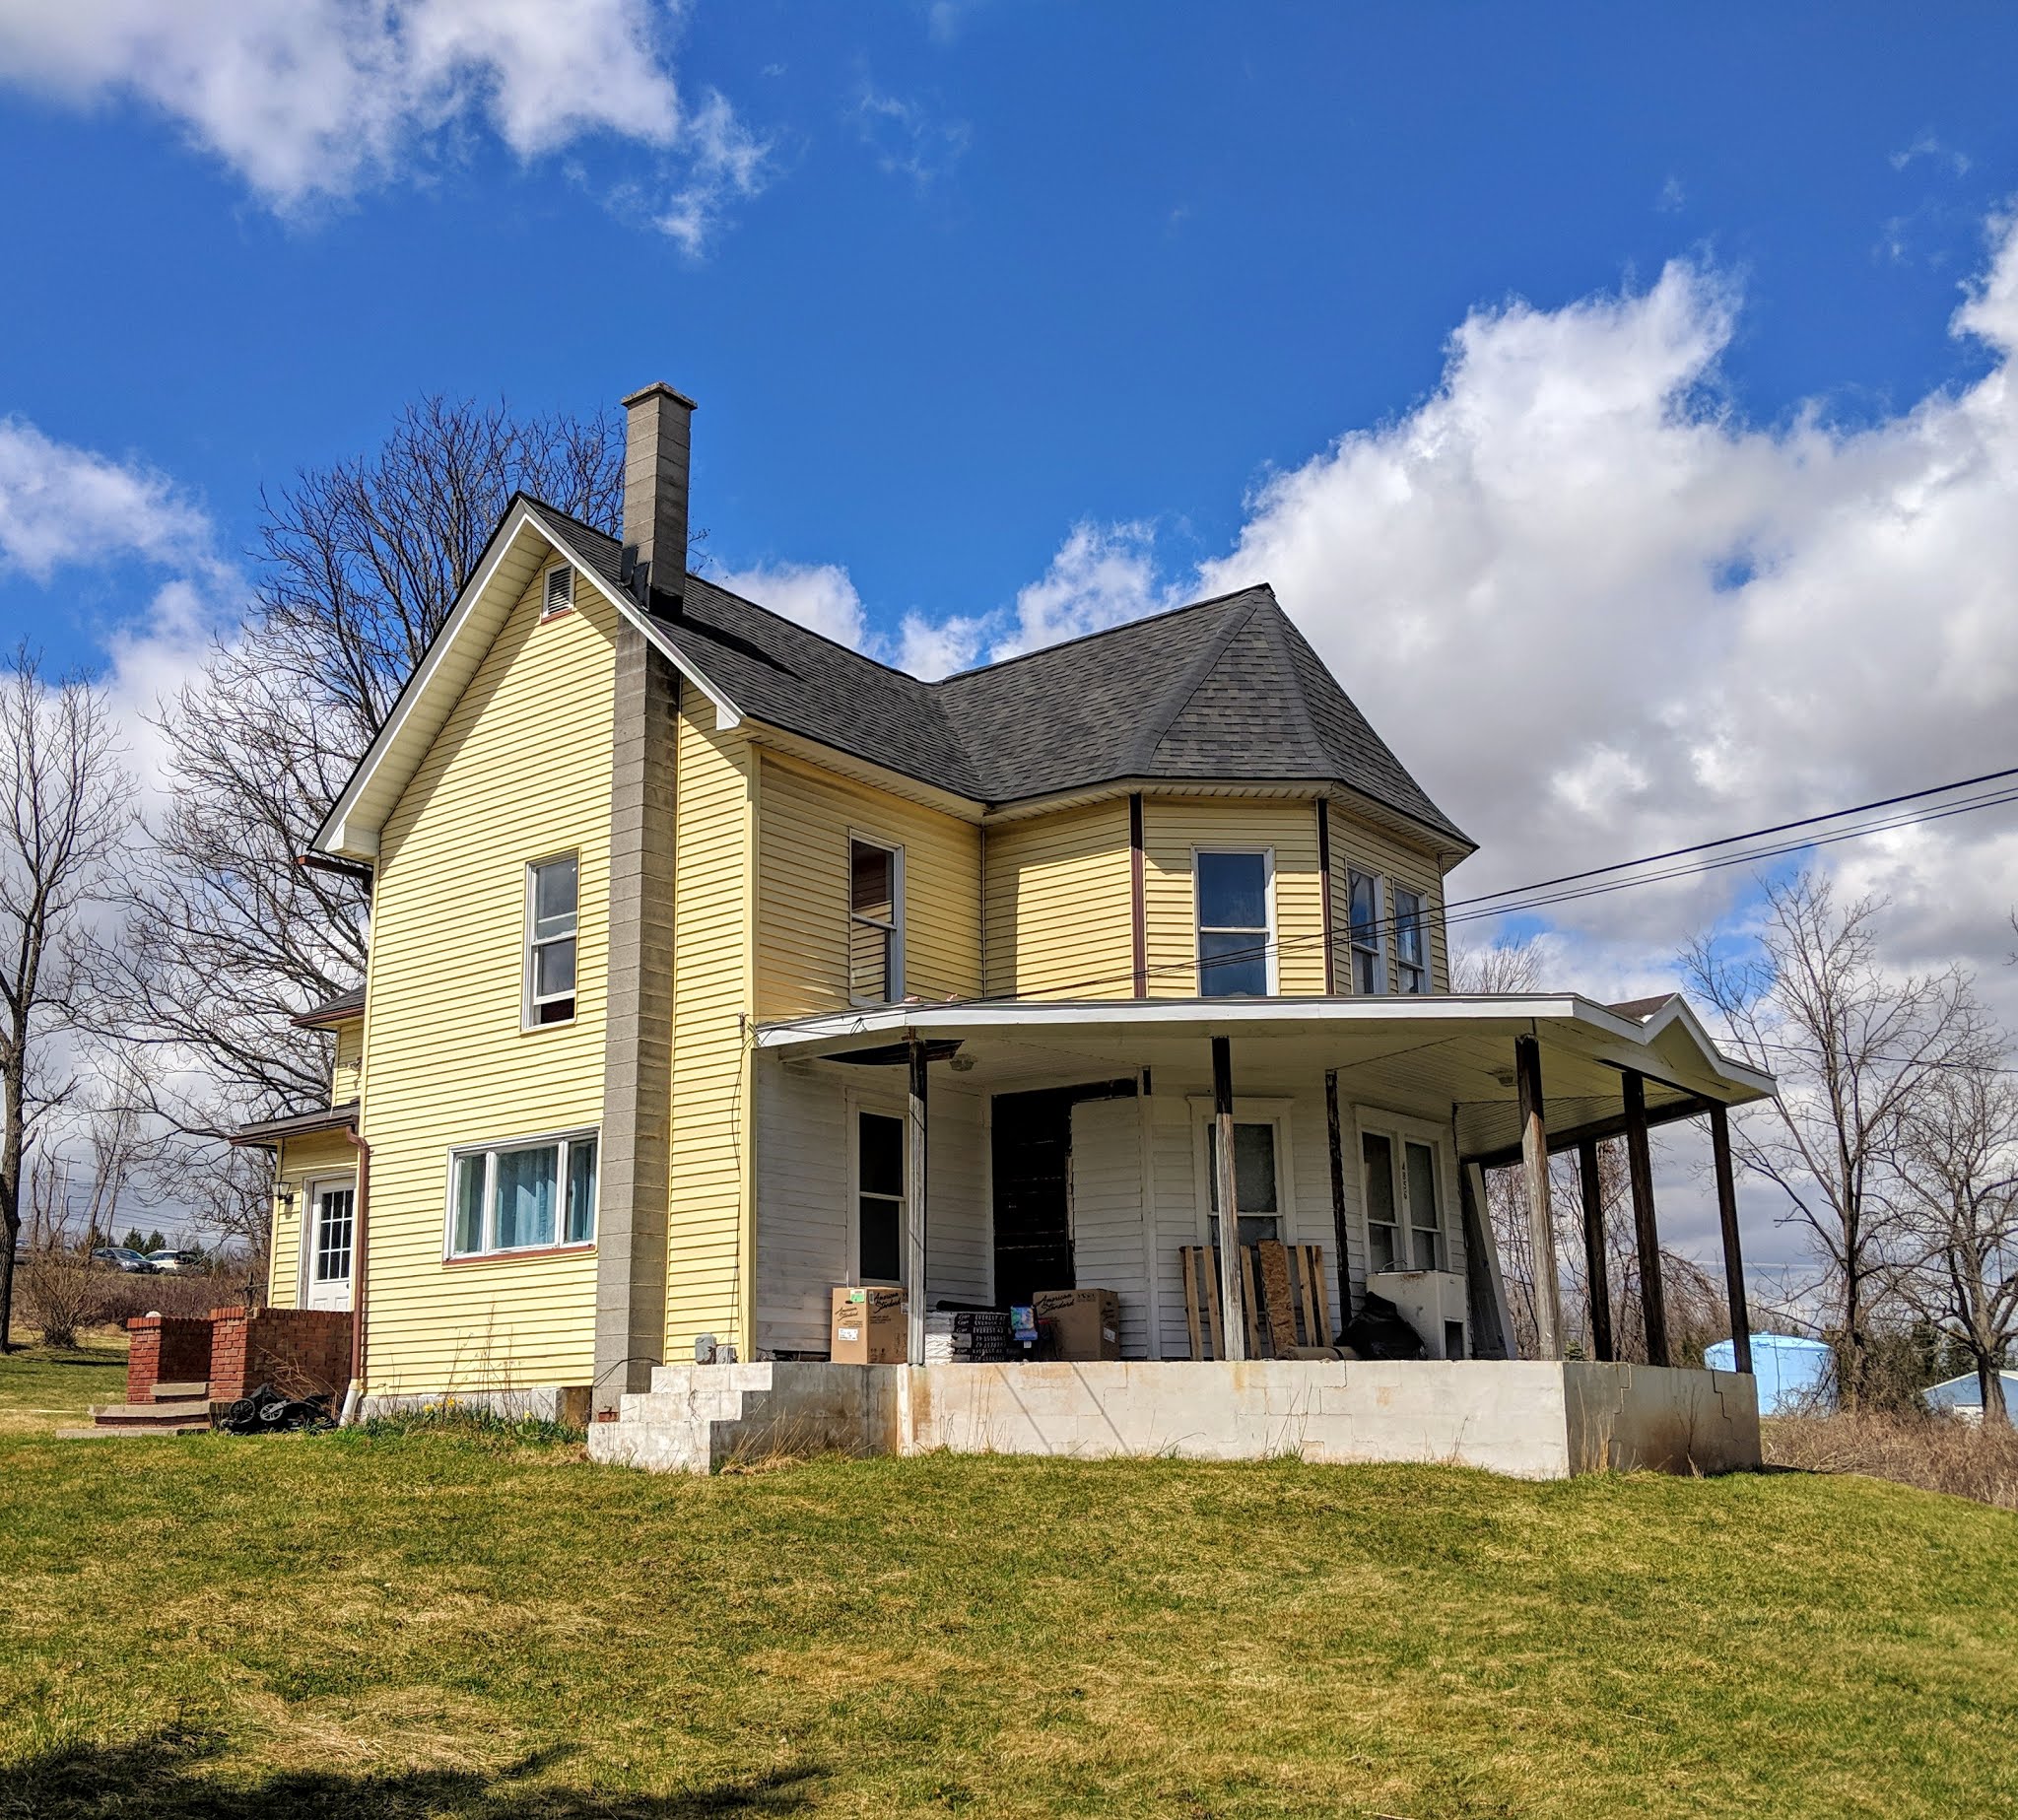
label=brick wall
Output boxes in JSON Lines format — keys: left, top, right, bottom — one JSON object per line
{"left": 125, "top": 1315, "right": 214, "bottom": 1403}
{"left": 208, "top": 1306, "right": 354, "bottom": 1405}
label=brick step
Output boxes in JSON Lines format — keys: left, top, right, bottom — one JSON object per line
{"left": 90, "top": 1402, "right": 217, "bottom": 1429}
{"left": 57, "top": 1423, "right": 211, "bottom": 1440}
{"left": 151, "top": 1382, "right": 211, "bottom": 1401}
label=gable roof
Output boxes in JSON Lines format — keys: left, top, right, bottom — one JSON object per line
{"left": 317, "top": 497, "right": 1470, "bottom": 860}
{"left": 529, "top": 504, "right": 1471, "bottom": 848}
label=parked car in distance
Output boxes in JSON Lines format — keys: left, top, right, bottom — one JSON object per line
{"left": 145, "top": 1250, "right": 203, "bottom": 1274}
{"left": 91, "top": 1246, "right": 157, "bottom": 1274}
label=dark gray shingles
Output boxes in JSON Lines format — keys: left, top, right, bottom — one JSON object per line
{"left": 521, "top": 502, "right": 1468, "bottom": 846}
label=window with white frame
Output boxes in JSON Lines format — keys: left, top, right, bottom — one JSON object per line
{"left": 1206, "top": 1118, "right": 1283, "bottom": 1246}
{"left": 1347, "top": 869, "right": 1385, "bottom": 994}
{"left": 542, "top": 564, "right": 573, "bottom": 619}
{"left": 853, "top": 1109, "right": 905, "bottom": 1283}
{"left": 448, "top": 1130, "right": 597, "bottom": 1256}
{"left": 1360, "top": 1124, "right": 1447, "bottom": 1273}
{"left": 1196, "top": 849, "right": 1272, "bottom": 997}
{"left": 1393, "top": 887, "right": 1429, "bottom": 995}
{"left": 849, "top": 839, "right": 902, "bottom": 1004}
{"left": 525, "top": 854, "right": 578, "bottom": 1026}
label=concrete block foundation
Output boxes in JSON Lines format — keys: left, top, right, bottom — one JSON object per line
{"left": 587, "top": 1359, "right": 1761, "bottom": 1479}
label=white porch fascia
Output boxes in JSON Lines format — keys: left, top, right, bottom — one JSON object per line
{"left": 753, "top": 993, "right": 1777, "bottom": 1107}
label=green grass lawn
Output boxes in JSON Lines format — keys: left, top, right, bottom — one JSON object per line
{"left": 3, "top": 1338, "right": 2015, "bottom": 1818}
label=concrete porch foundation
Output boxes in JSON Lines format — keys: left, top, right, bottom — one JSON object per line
{"left": 587, "top": 1359, "right": 1760, "bottom": 1479}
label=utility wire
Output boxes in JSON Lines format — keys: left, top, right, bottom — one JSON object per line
{"left": 765, "top": 761, "right": 2018, "bottom": 1030}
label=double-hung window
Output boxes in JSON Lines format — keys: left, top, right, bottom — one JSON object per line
{"left": 449, "top": 1130, "right": 598, "bottom": 1256}
{"left": 849, "top": 839, "right": 902, "bottom": 1004}
{"left": 526, "top": 854, "right": 577, "bottom": 1026}
{"left": 1347, "top": 869, "right": 1385, "bottom": 994}
{"left": 1393, "top": 887, "right": 1429, "bottom": 995}
{"left": 1360, "top": 1126, "right": 1447, "bottom": 1273}
{"left": 1207, "top": 1119, "right": 1282, "bottom": 1247}
{"left": 1196, "top": 850, "right": 1271, "bottom": 997}
{"left": 854, "top": 1110, "right": 905, "bottom": 1283}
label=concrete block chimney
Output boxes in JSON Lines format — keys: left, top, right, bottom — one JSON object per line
{"left": 621, "top": 381, "right": 697, "bottom": 604}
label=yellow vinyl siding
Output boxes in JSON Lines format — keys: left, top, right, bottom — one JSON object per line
{"left": 266, "top": 1128, "right": 359, "bottom": 1309}
{"left": 1325, "top": 808, "right": 1452, "bottom": 994}
{"left": 331, "top": 1020, "right": 363, "bottom": 1105}
{"left": 755, "top": 750, "right": 981, "bottom": 1020}
{"left": 982, "top": 799, "right": 1133, "bottom": 999}
{"left": 667, "top": 686, "right": 755, "bottom": 1360}
{"left": 1142, "top": 797, "right": 1327, "bottom": 997}
{"left": 356, "top": 562, "right": 612, "bottom": 1398}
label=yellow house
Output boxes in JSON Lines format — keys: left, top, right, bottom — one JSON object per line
{"left": 251, "top": 381, "right": 1774, "bottom": 1449}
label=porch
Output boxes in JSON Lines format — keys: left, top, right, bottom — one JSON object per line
{"left": 595, "top": 992, "right": 1776, "bottom": 1477}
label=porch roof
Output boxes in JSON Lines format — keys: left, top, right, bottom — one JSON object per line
{"left": 753, "top": 993, "right": 1776, "bottom": 1165}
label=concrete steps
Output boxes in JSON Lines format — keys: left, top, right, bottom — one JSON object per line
{"left": 61, "top": 1382, "right": 216, "bottom": 1440}
{"left": 588, "top": 1363, "right": 885, "bottom": 1474}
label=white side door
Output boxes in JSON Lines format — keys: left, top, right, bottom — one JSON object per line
{"left": 303, "top": 1179, "right": 356, "bottom": 1312}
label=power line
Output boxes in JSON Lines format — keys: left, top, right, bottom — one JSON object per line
{"left": 763, "top": 760, "right": 2018, "bottom": 1030}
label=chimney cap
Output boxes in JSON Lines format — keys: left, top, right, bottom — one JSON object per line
{"left": 622, "top": 380, "right": 700, "bottom": 411}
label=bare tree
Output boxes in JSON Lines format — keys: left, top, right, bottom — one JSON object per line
{"left": 1451, "top": 934, "right": 1545, "bottom": 996}
{"left": 0, "top": 652, "right": 135, "bottom": 1350}
{"left": 1886, "top": 1054, "right": 2018, "bottom": 1425}
{"left": 105, "top": 396, "right": 623, "bottom": 1143}
{"left": 1681, "top": 871, "right": 1985, "bottom": 1407}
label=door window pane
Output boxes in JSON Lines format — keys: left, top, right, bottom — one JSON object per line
{"left": 1362, "top": 1130, "right": 1399, "bottom": 1271}
{"left": 1208, "top": 1122, "right": 1279, "bottom": 1213}
{"left": 857, "top": 1112, "right": 905, "bottom": 1282}
{"left": 493, "top": 1144, "right": 558, "bottom": 1249}
{"left": 566, "top": 1137, "right": 598, "bottom": 1245}
{"left": 314, "top": 1188, "right": 354, "bottom": 1283}
{"left": 451, "top": 1154, "right": 486, "bottom": 1254}
{"left": 1406, "top": 1140, "right": 1445, "bottom": 1270}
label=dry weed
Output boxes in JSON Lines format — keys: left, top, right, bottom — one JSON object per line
{"left": 1765, "top": 1409, "right": 2018, "bottom": 1511}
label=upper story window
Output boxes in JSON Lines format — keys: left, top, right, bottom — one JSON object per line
{"left": 449, "top": 1129, "right": 598, "bottom": 1257}
{"left": 526, "top": 854, "right": 578, "bottom": 1027}
{"left": 1196, "top": 849, "right": 1271, "bottom": 998}
{"left": 1393, "top": 887, "right": 1429, "bottom": 995}
{"left": 542, "top": 565, "right": 574, "bottom": 619}
{"left": 849, "top": 838, "right": 903, "bottom": 1004}
{"left": 1347, "top": 869, "right": 1385, "bottom": 994}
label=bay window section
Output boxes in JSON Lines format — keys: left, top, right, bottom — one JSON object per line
{"left": 1394, "top": 887, "right": 1429, "bottom": 994}
{"left": 1348, "top": 869, "right": 1385, "bottom": 994}
{"left": 446, "top": 1130, "right": 598, "bottom": 1257}
{"left": 1196, "top": 850, "right": 1271, "bottom": 997}
{"left": 849, "top": 839, "right": 902, "bottom": 1004}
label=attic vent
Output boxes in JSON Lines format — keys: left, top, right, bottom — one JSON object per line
{"left": 543, "top": 565, "right": 573, "bottom": 618}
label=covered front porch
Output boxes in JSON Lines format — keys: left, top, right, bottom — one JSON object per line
{"left": 593, "top": 993, "right": 1776, "bottom": 1477}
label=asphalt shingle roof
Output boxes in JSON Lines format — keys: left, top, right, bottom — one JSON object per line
{"left": 524, "top": 501, "right": 1469, "bottom": 849}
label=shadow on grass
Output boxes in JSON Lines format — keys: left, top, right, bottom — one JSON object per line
{"left": 0, "top": 1727, "right": 822, "bottom": 1818}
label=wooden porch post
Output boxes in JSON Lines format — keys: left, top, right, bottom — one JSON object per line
{"left": 1514, "top": 1035, "right": 1563, "bottom": 1360}
{"left": 1621, "top": 1070, "right": 1670, "bottom": 1368}
{"left": 1577, "top": 1137, "right": 1614, "bottom": 1363}
{"left": 1324, "top": 1067, "right": 1351, "bottom": 1328}
{"left": 1211, "top": 1036, "right": 1246, "bottom": 1362}
{"left": 907, "top": 1036, "right": 928, "bottom": 1365}
{"left": 1708, "top": 1102, "right": 1753, "bottom": 1376}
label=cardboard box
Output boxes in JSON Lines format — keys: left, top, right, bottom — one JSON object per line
{"left": 830, "top": 1286, "right": 907, "bottom": 1364}
{"left": 1032, "top": 1288, "right": 1121, "bottom": 1361}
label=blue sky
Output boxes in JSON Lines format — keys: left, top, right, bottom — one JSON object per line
{"left": 3, "top": 3, "right": 2014, "bottom": 669}
{"left": 3, "top": 4, "right": 2018, "bottom": 1275}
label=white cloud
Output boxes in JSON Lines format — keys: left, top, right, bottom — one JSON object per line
{"left": 993, "top": 520, "right": 1168, "bottom": 658}
{"left": 1891, "top": 133, "right": 1972, "bottom": 176}
{"left": 852, "top": 84, "right": 970, "bottom": 189}
{"left": 712, "top": 558, "right": 867, "bottom": 649}
{"left": 0, "top": 418, "right": 215, "bottom": 581}
{"left": 0, "top": 0, "right": 767, "bottom": 246}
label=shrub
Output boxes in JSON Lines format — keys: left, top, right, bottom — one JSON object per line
{"left": 1765, "top": 1408, "right": 2018, "bottom": 1512}
{"left": 18, "top": 1250, "right": 103, "bottom": 1347}
{"left": 91, "top": 1273, "right": 238, "bottom": 1327}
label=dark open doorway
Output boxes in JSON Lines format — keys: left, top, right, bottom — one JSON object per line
{"left": 989, "top": 1078, "right": 1137, "bottom": 1307}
